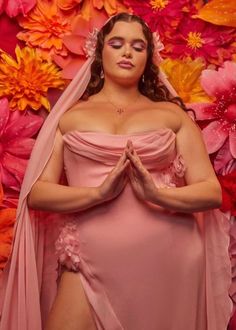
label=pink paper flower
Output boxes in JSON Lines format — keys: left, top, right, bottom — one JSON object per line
{"left": 0, "top": 0, "right": 36, "bottom": 17}
{"left": 190, "top": 61, "right": 236, "bottom": 161}
{"left": 0, "top": 98, "right": 43, "bottom": 191}
{"left": 164, "top": 16, "right": 236, "bottom": 65}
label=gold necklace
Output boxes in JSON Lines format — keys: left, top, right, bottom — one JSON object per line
{"left": 103, "top": 91, "right": 141, "bottom": 115}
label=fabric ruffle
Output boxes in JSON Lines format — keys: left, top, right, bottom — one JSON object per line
{"left": 55, "top": 221, "right": 81, "bottom": 272}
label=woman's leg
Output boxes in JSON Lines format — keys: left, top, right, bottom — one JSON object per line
{"left": 45, "top": 271, "right": 97, "bottom": 330}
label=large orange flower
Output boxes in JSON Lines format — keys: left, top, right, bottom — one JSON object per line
{"left": 160, "top": 57, "right": 211, "bottom": 104}
{"left": 0, "top": 45, "right": 65, "bottom": 111}
{"left": 17, "top": 0, "right": 75, "bottom": 58}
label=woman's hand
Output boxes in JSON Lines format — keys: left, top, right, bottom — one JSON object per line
{"left": 125, "top": 140, "right": 157, "bottom": 202}
{"left": 98, "top": 149, "right": 130, "bottom": 202}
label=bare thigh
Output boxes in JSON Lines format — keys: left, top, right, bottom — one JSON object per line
{"left": 45, "top": 271, "right": 97, "bottom": 330}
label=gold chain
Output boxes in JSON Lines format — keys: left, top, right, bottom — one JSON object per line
{"left": 103, "top": 91, "right": 141, "bottom": 115}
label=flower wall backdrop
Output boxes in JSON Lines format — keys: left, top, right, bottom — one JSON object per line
{"left": 0, "top": 0, "right": 236, "bottom": 316}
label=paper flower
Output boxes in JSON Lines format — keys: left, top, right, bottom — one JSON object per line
{"left": 0, "top": 0, "right": 36, "bottom": 17}
{"left": 164, "top": 16, "right": 236, "bottom": 65}
{"left": 190, "top": 61, "right": 236, "bottom": 158}
{"left": 218, "top": 170, "right": 236, "bottom": 216}
{"left": 0, "top": 98, "right": 43, "bottom": 191}
{"left": 196, "top": 0, "right": 236, "bottom": 28}
{"left": 0, "top": 45, "right": 65, "bottom": 111}
{"left": 80, "top": 0, "right": 129, "bottom": 16}
{"left": 124, "top": 0, "right": 191, "bottom": 36}
{"left": 53, "top": 14, "right": 107, "bottom": 78}
{"left": 17, "top": 0, "right": 74, "bottom": 58}
{"left": 160, "top": 57, "right": 210, "bottom": 103}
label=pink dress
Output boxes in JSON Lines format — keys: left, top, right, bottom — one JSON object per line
{"left": 0, "top": 127, "right": 232, "bottom": 330}
{"left": 54, "top": 128, "right": 210, "bottom": 329}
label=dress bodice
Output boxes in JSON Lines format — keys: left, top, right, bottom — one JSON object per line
{"left": 62, "top": 128, "right": 186, "bottom": 188}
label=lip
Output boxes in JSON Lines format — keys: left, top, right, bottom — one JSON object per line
{"left": 117, "top": 61, "right": 134, "bottom": 69}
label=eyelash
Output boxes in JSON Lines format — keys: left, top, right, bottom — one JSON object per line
{"left": 110, "top": 44, "right": 145, "bottom": 52}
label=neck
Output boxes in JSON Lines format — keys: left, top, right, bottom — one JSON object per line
{"left": 101, "top": 79, "right": 140, "bottom": 105}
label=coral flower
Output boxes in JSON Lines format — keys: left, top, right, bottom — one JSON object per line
{"left": 196, "top": 0, "right": 236, "bottom": 28}
{"left": 124, "top": 0, "right": 194, "bottom": 35}
{"left": 0, "top": 45, "right": 65, "bottom": 111}
{"left": 190, "top": 61, "right": 236, "bottom": 159}
{"left": 0, "top": 98, "right": 43, "bottom": 191}
{"left": 164, "top": 16, "right": 236, "bottom": 65}
{"left": 59, "top": 0, "right": 130, "bottom": 16}
{"left": 160, "top": 58, "right": 210, "bottom": 103}
{"left": 81, "top": 0, "right": 129, "bottom": 16}
{"left": 17, "top": 0, "right": 74, "bottom": 58}
{"left": 0, "top": 0, "right": 36, "bottom": 17}
{"left": 54, "top": 14, "right": 107, "bottom": 78}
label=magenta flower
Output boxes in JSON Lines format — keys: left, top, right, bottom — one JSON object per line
{"left": 190, "top": 61, "right": 236, "bottom": 161}
{"left": 124, "top": 0, "right": 193, "bottom": 36}
{"left": 0, "top": 0, "right": 36, "bottom": 17}
{"left": 0, "top": 98, "right": 43, "bottom": 191}
{"left": 164, "top": 16, "right": 236, "bottom": 65}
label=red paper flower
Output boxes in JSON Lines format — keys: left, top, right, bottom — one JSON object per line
{"left": 164, "top": 16, "right": 236, "bottom": 65}
{"left": 124, "top": 0, "right": 195, "bottom": 36}
{"left": 0, "top": 98, "right": 43, "bottom": 191}
{"left": 218, "top": 171, "right": 236, "bottom": 216}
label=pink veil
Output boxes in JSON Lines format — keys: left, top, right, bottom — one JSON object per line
{"left": 0, "top": 17, "right": 233, "bottom": 330}
{"left": 0, "top": 56, "right": 94, "bottom": 330}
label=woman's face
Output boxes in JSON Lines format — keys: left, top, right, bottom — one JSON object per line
{"left": 102, "top": 21, "right": 148, "bottom": 86}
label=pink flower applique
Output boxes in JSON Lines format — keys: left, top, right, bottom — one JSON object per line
{"left": 55, "top": 221, "right": 81, "bottom": 272}
{"left": 171, "top": 154, "right": 186, "bottom": 178}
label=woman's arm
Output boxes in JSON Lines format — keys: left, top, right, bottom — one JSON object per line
{"left": 148, "top": 105, "right": 222, "bottom": 213}
{"left": 27, "top": 129, "right": 102, "bottom": 213}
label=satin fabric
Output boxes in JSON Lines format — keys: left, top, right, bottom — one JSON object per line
{"left": 0, "top": 59, "right": 232, "bottom": 328}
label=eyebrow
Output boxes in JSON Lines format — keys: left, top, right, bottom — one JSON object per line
{"left": 107, "top": 36, "right": 147, "bottom": 44}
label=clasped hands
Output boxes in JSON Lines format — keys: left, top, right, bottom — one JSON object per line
{"left": 99, "top": 140, "right": 158, "bottom": 203}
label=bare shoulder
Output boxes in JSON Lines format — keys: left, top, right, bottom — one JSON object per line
{"left": 146, "top": 100, "right": 191, "bottom": 133}
{"left": 58, "top": 98, "right": 95, "bottom": 133}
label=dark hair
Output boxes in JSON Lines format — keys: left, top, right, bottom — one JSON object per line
{"left": 81, "top": 13, "right": 188, "bottom": 112}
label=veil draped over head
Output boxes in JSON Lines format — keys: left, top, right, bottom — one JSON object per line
{"left": 0, "top": 14, "right": 233, "bottom": 330}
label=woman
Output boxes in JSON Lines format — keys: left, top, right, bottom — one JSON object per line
{"left": 0, "top": 13, "right": 232, "bottom": 330}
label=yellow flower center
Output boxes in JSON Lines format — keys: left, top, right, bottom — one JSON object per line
{"left": 187, "top": 32, "right": 203, "bottom": 50}
{"left": 149, "top": 0, "right": 169, "bottom": 11}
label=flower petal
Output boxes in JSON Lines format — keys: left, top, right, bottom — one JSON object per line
{"left": 214, "top": 139, "right": 233, "bottom": 174}
{"left": 0, "top": 164, "right": 20, "bottom": 191}
{"left": 63, "top": 35, "right": 86, "bottom": 55}
{"left": 229, "top": 130, "right": 236, "bottom": 158}
{"left": 5, "top": 0, "right": 36, "bottom": 17}
{"left": 0, "top": 98, "right": 10, "bottom": 136}
{"left": 202, "top": 120, "right": 229, "bottom": 154}
{"left": 5, "top": 138, "right": 35, "bottom": 157}
{"left": 60, "top": 58, "right": 85, "bottom": 79}
{"left": 2, "top": 152, "right": 28, "bottom": 187}
{"left": 189, "top": 102, "right": 217, "bottom": 120}
{"left": 4, "top": 113, "right": 43, "bottom": 140}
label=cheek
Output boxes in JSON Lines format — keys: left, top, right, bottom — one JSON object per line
{"left": 102, "top": 46, "right": 117, "bottom": 64}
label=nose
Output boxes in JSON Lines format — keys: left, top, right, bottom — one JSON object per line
{"left": 123, "top": 44, "right": 132, "bottom": 58}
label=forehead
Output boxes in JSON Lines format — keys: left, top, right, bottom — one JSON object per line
{"left": 105, "top": 21, "right": 146, "bottom": 41}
